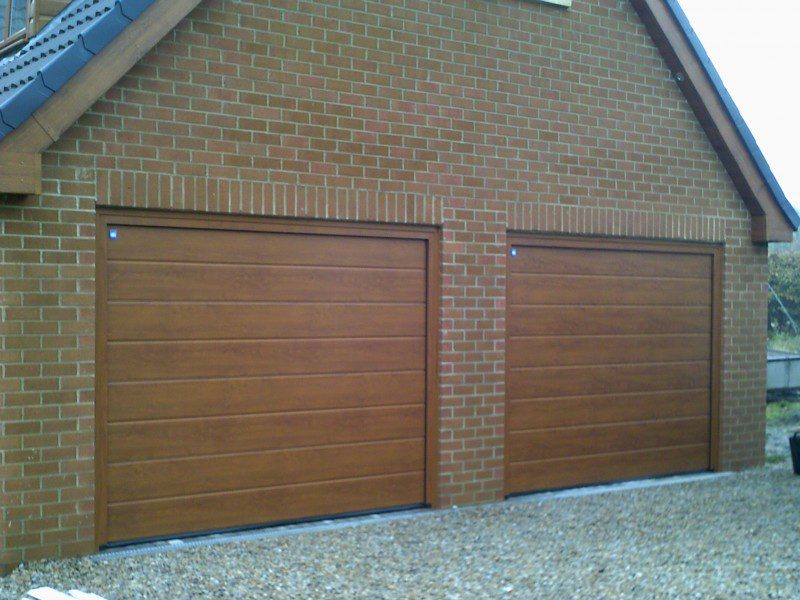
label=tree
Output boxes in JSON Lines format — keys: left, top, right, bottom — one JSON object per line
{"left": 769, "top": 252, "right": 800, "bottom": 334}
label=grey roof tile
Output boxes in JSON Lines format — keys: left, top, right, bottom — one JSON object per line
{"left": 0, "top": 0, "right": 154, "bottom": 137}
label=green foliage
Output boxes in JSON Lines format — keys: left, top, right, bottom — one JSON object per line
{"left": 767, "top": 332, "right": 800, "bottom": 353}
{"left": 768, "top": 252, "right": 800, "bottom": 334}
{"left": 766, "top": 400, "right": 800, "bottom": 426}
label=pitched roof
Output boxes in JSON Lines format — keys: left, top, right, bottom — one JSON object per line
{"left": 0, "top": 0, "right": 154, "bottom": 136}
{"left": 664, "top": 0, "right": 799, "bottom": 229}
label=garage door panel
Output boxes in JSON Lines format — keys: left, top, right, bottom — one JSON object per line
{"left": 509, "top": 306, "right": 711, "bottom": 336}
{"left": 509, "top": 417, "right": 710, "bottom": 463}
{"left": 107, "top": 337, "right": 424, "bottom": 382}
{"left": 108, "top": 405, "right": 425, "bottom": 463}
{"left": 107, "top": 262, "right": 425, "bottom": 303}
{"left": 108, "top": 439, "right": 425, "bottom": 502}
{"left": 108, "top": 471, "right": 424, "bottom": 543}
{"left": 506, "top": 239, "right": 715, "bottom": 495}
{"left": 510, "top": 246, "right": 711, "bottom": 279}
{"left": 108, "top": 302, "right": 425, "bottom": 341}
{"left": 509, "top": 274, "right": 710, "bottom": 306}
{"left": 508, "top": 335, "right": 711, "bottom": 368}
{"left": 107, "top": 225, "right": 426, "bottom": 269}
{"left": 107, "top": 371, "right": 425, "bottom": 422}
{"left": 507, "top": 444, "right": 710, "bottom": 493}
{"left": 508, "top": 362, "right": 710, "bottom": 400}
{"left": 100, "top": 220, "right": 431, "bottom": 544}
{"left": 509, "top": 389, "right": 711, "bottom": 430}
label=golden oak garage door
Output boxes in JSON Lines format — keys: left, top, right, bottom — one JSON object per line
{"left": 97, "top": 213, "right": 434, "bottom": 545}
{"left": 506, "top": 236, "right": 718, "bottom": 496}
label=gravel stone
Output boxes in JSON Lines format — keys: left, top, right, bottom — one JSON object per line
{"left": 2, "top": 466, "right": 799, "bottom": 599}
{"left": 766, "top": 409, "right": 799, "bottom": 469}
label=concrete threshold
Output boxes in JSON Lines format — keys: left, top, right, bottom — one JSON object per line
{"left": 93, "top": 471, "right": 732, "bottom": 561}
{"left": 505, "top": 471, "right": 732, "bottom": 504}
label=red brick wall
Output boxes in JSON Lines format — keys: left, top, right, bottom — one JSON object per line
{"left": 1, "top": 0, "right": 768, "bottom": 567}
{"left": 1, "top": 150, "right": 97, "bottom": 567}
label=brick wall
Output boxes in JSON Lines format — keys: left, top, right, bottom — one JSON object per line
{"left": 1, "top": 0, "right": 768, "bottom": 567}
{"left": 1, "top": 142, "right": 97, "bottom": 567}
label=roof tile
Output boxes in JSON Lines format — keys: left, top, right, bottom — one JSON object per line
{"left": 0, "top": 0, "right": 154, "bottom": 139}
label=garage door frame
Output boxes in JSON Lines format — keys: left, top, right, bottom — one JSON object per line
{"left": 95, "top": 208, "right": 440, "bottom": 548}
{"left": 504, "top": 233, "right": 723, "bottom": 496}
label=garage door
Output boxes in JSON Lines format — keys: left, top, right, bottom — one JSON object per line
{"left": 506, "top": 236, "right": 718, "bottom": 495}
{"left": 97, "top": 214, "right": 435, "bottom": 545}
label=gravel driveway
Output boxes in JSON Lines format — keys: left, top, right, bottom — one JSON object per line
{"left": 766, "top": 401, "right": 800, "bottom": 469}
{"left": 3, "top": 464, "right": 799, "bottom": 599}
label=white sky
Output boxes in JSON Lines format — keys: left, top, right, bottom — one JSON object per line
{"left": 678, "top": 0, "right": 800, "bottom": 211}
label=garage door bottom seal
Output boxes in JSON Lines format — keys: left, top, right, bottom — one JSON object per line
{"left": 94, "top": 472, "right": 730, "bottom": 561}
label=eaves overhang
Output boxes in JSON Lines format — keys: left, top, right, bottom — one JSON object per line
{"left": 666, "top": 0, "right": 800, "bottom": 231}
{"left": 0, "top": 0, "right": 156, "bottom": 139}
{"left": 631, "top": 0, "right": 799, "bottom": 242}
{"left": 0, "top": 0, "right": 202, "bottom": 197}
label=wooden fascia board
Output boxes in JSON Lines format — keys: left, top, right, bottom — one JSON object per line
{"left": 0, "top": 151, "right": 41, "bottom": 194}
{"left": 629, "top": 0, "right": 794, "bottom": 243}
{"left": 0, "top": 0, "right": 203, "bottom": 154}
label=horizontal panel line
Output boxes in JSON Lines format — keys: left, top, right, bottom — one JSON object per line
{"left": 509, "top": 360, "right": 711, "bottom": 372}
{"left": 509, "top": 443, "right": 710, "bottom": 467}
{"left": 510, "top": 414, "right": 711, "bottom": 433}
{"left": 110, "top": 433, "right": 427, "bottom": 465}
{"left": 108, "top": 403, "right": 425, "bottom": 427}
{"left": 109, "top": 367, "right": 427, "bottom": 384}
{"left": 111, "top": 463, "right": 424, "bottom": 503}
{"left": 510, "top": 414, "right": 709, "bottom": 435}
{"left": 508, "top": 359, "right": 710, "bottom": 373}
{"left": 108, "top": 298, "right": 425, "bottom": 304}
{"left": 107, "top": 436, "right": 426, "bottom": 467}
{"left": 108, "top": 335, "right": 426, "bottom": 345}
{"left": 108, "top": 259, "right": 425, "bottom": 272}
{"left": 107, "top": 300, "right": 426, "bottom": 306}
{"left": 508, "top": 245, "right": 711, "bottom": 256}
{"left": 109, "top": 335, "right": 424, "bottom": 343}
{"left": 509, "top": 272, "right": 709, "bottom": 281}
{"left": 109, "top": 402, "right": 425, "bottom": 425}
{"left": 509, "top": 304, "right": 710, "bottom": 310}
{"left": 107, "top": 369, "right": 425, "bottom": 387}
{"left": 508, "top": 303, "right": 711, "bottom": 309}
{"left": 107, "top": 470, "right": 425, "bottom": 507}
{"left": 509, "top": 388, "right": 711, "bottom": 404}
{"left": 508, "top": 390, "right": 707, "bottom": 402}
{"left": 509, "top": 334, "right": 710, "bottom": 340}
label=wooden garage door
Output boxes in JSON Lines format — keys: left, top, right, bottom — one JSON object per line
{"left": 506, "top": 236, "right": 718, "bottom": 495}
{"left": 97, "top": 215, "right": 435, "bottom": 545}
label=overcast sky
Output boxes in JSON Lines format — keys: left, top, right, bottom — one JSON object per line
{"left": 678, "top": 0, "right": 800, "bottom": 211}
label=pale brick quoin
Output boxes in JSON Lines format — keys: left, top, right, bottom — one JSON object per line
{"left": 0, "top": 0, "right": 792, "bottom": 568}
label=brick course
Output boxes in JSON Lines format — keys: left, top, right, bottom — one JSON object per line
{"left": 1, "top": 0, "right": 768, "bottom": 567}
